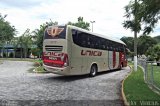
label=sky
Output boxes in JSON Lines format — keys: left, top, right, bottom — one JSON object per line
{"left": 0, "top": 0, "right": 160, "bottom": 39}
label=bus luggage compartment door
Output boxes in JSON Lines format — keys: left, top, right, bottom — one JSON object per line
{"left": 108, "top": 51, "right": 113, "bottom": 69}
{"left": 108, "top": 51, "right": 119, "bottom": 70}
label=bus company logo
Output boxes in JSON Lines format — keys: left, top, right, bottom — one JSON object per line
{"left": 47, "top": 26, "right": 64, "bottom": 37}
{"left": 81, "top": 50, "right": 102, "bottom": 56}
{"left": 44, "top": 52, "right": 63, "bottom": 57}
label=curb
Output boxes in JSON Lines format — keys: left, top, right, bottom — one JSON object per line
{"left": 121, "top": 65, "right": 132, "bottom": 106}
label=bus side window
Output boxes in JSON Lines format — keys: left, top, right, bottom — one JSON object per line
{"left": 101, "top": 39, "right": 105, "bottom": 50}
{"left": 81, "top": 33, "right": 86, "bottom": 47}
{"left": 120, "top": 46, "right": 123, "bottom": 52}
{"left": 72, "top": 29, "right": 78, "bottom": 43}
{"left": 105, "top": 40, "right": 109, "bottom": 50}
{"left": 94, "top": 37, "right": 100, "bottom": 49}
{"left": 87, "top": 34, "right": 91, "bottom": 48}
{"left": 90, "top": 36, "right": 95, "bottom": 48}
{"left": 109, "top": 41, "right": 113, "bottom": 51}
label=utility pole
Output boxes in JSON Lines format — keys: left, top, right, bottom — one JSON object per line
{"left": 134, "top": 0, "right": 138, "bottom": 71}
{"left": 90, "top": 21, "right": 95, "bottom": 32}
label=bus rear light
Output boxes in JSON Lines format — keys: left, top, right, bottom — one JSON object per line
{"left": 64, "top": 62, "right": 67, "bottom": 67}
{"left": 62, "top": 54, "right": 69, "bottom": 67}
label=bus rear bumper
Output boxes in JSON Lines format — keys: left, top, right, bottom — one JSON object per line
{"left": 43, "top": 64, "right": 70, "bottom": 75}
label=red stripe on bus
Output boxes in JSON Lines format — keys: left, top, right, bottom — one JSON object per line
{"left": 43, "top": 59, "right": 64, "bottom": 65}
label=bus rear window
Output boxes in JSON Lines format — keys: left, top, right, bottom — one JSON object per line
{"left": 44, "top": 26, "right": 66, "bottom": 39}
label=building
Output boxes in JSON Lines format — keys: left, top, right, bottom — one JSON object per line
{"left": 0, "top": 44, "right": 31, "bottom": 58}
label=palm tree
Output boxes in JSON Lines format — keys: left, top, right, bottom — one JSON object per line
{"left": 10, "top": 37, "right": 19, "bottom": 58}
{"left": 18, "top": 29, "right": 32, "bottom": 58}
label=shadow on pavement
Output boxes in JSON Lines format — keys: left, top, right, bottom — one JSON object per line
{"left": 45, "top": 69, "right": 122, "bottom": 82}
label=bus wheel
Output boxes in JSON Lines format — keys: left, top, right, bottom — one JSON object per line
{"left": 120, "top": 63, "right": 123, "bottom": 70}
{"left": 90, "top": 65, "right": 97, "bottom": 77}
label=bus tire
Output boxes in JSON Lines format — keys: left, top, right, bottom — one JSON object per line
{"left": 120, "top": 63, "right": 123, "bottom": 70}
{"left": 90, "top": 65, "right": 97, "bottom": 77}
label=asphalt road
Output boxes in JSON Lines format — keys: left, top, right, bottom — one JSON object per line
{"left": 0, "top": 60, "right": 130, "bottom": 106}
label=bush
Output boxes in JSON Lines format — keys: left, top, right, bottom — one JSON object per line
{"left": 147, "top": 56, "right": 155, "bottom": 61}
{"left": 34, "top": 60, "right": 43, "bottom": 67}
{"left": 31, "top": 48, "right": 41, "bottom": 58}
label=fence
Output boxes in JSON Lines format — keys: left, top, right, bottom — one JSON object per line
{"left": 138, "top": 59, "right": 160, "bottom": 92}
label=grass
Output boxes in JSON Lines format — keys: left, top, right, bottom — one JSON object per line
{"left": 34, "top": 66, "right": 48, "bottom": 73}
{"left": 34, "top": 59, "right": 43, "bottom": 66}
{"left": 32, "top": 60, "right": 47, "bottom": 73}
{"left": 124, "top": 65, "right": 160, "bottom": 105}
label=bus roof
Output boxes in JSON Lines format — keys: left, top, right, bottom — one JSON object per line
{"left": 67, "top": 25, "right": 126, "bottom": 46}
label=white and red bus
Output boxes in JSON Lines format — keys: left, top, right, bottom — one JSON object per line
{"left": 43, "top": 25, "right": 127, "bottom": 76}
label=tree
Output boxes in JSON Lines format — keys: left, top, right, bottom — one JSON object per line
{"left": 32, "top": 24, "right": 46, "bottom": 53}
{"left": 123, "top": 0, "right": 160, "bottom": 35}
{"left": 146, "top": 44, "right": 160, "bottom": 66}
{"left": 123, "top": 0, "right": 141, "bottom": 71}
{"left": 32, "top": 21, "right": 58, "bottom": 57}
{"left": 121, "top": 36, "right": 134, "bottom": 60}
{"left": 18, "top": 29, "right": 32, "bottom": 58}
{"left": 123, "top": 0, "right": 160, "bottom": 70}
{"left": 0, "top": 14, "right": 16, "bottom": 57}
{"left": 68, "top": 17, "right": 90, "bottom": 30}
{"left": 138, "top": 35, "right": 157, "bottom": 55}
{"left": 18, "top": 36, "right": 23, "bottom": 58}
{"left": 10, "top": 37, "right": 19, "bottom": 58}
{"left": 23, "top": 29, "right": 32, "bottom": 58}
{"left": 154, "top": 35, "right": 160, "bottom": 43}
{"left": 31, "top": 48, "right": 41, "bottom": 58}
{"left": 0, "top": 14, "right": 16, "bottom": 41}
{"left": 139, "top": 0, "right": 160, "bottom": 34}
{"left": 121, "top": 36, "right": 134, "bottom": 52}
